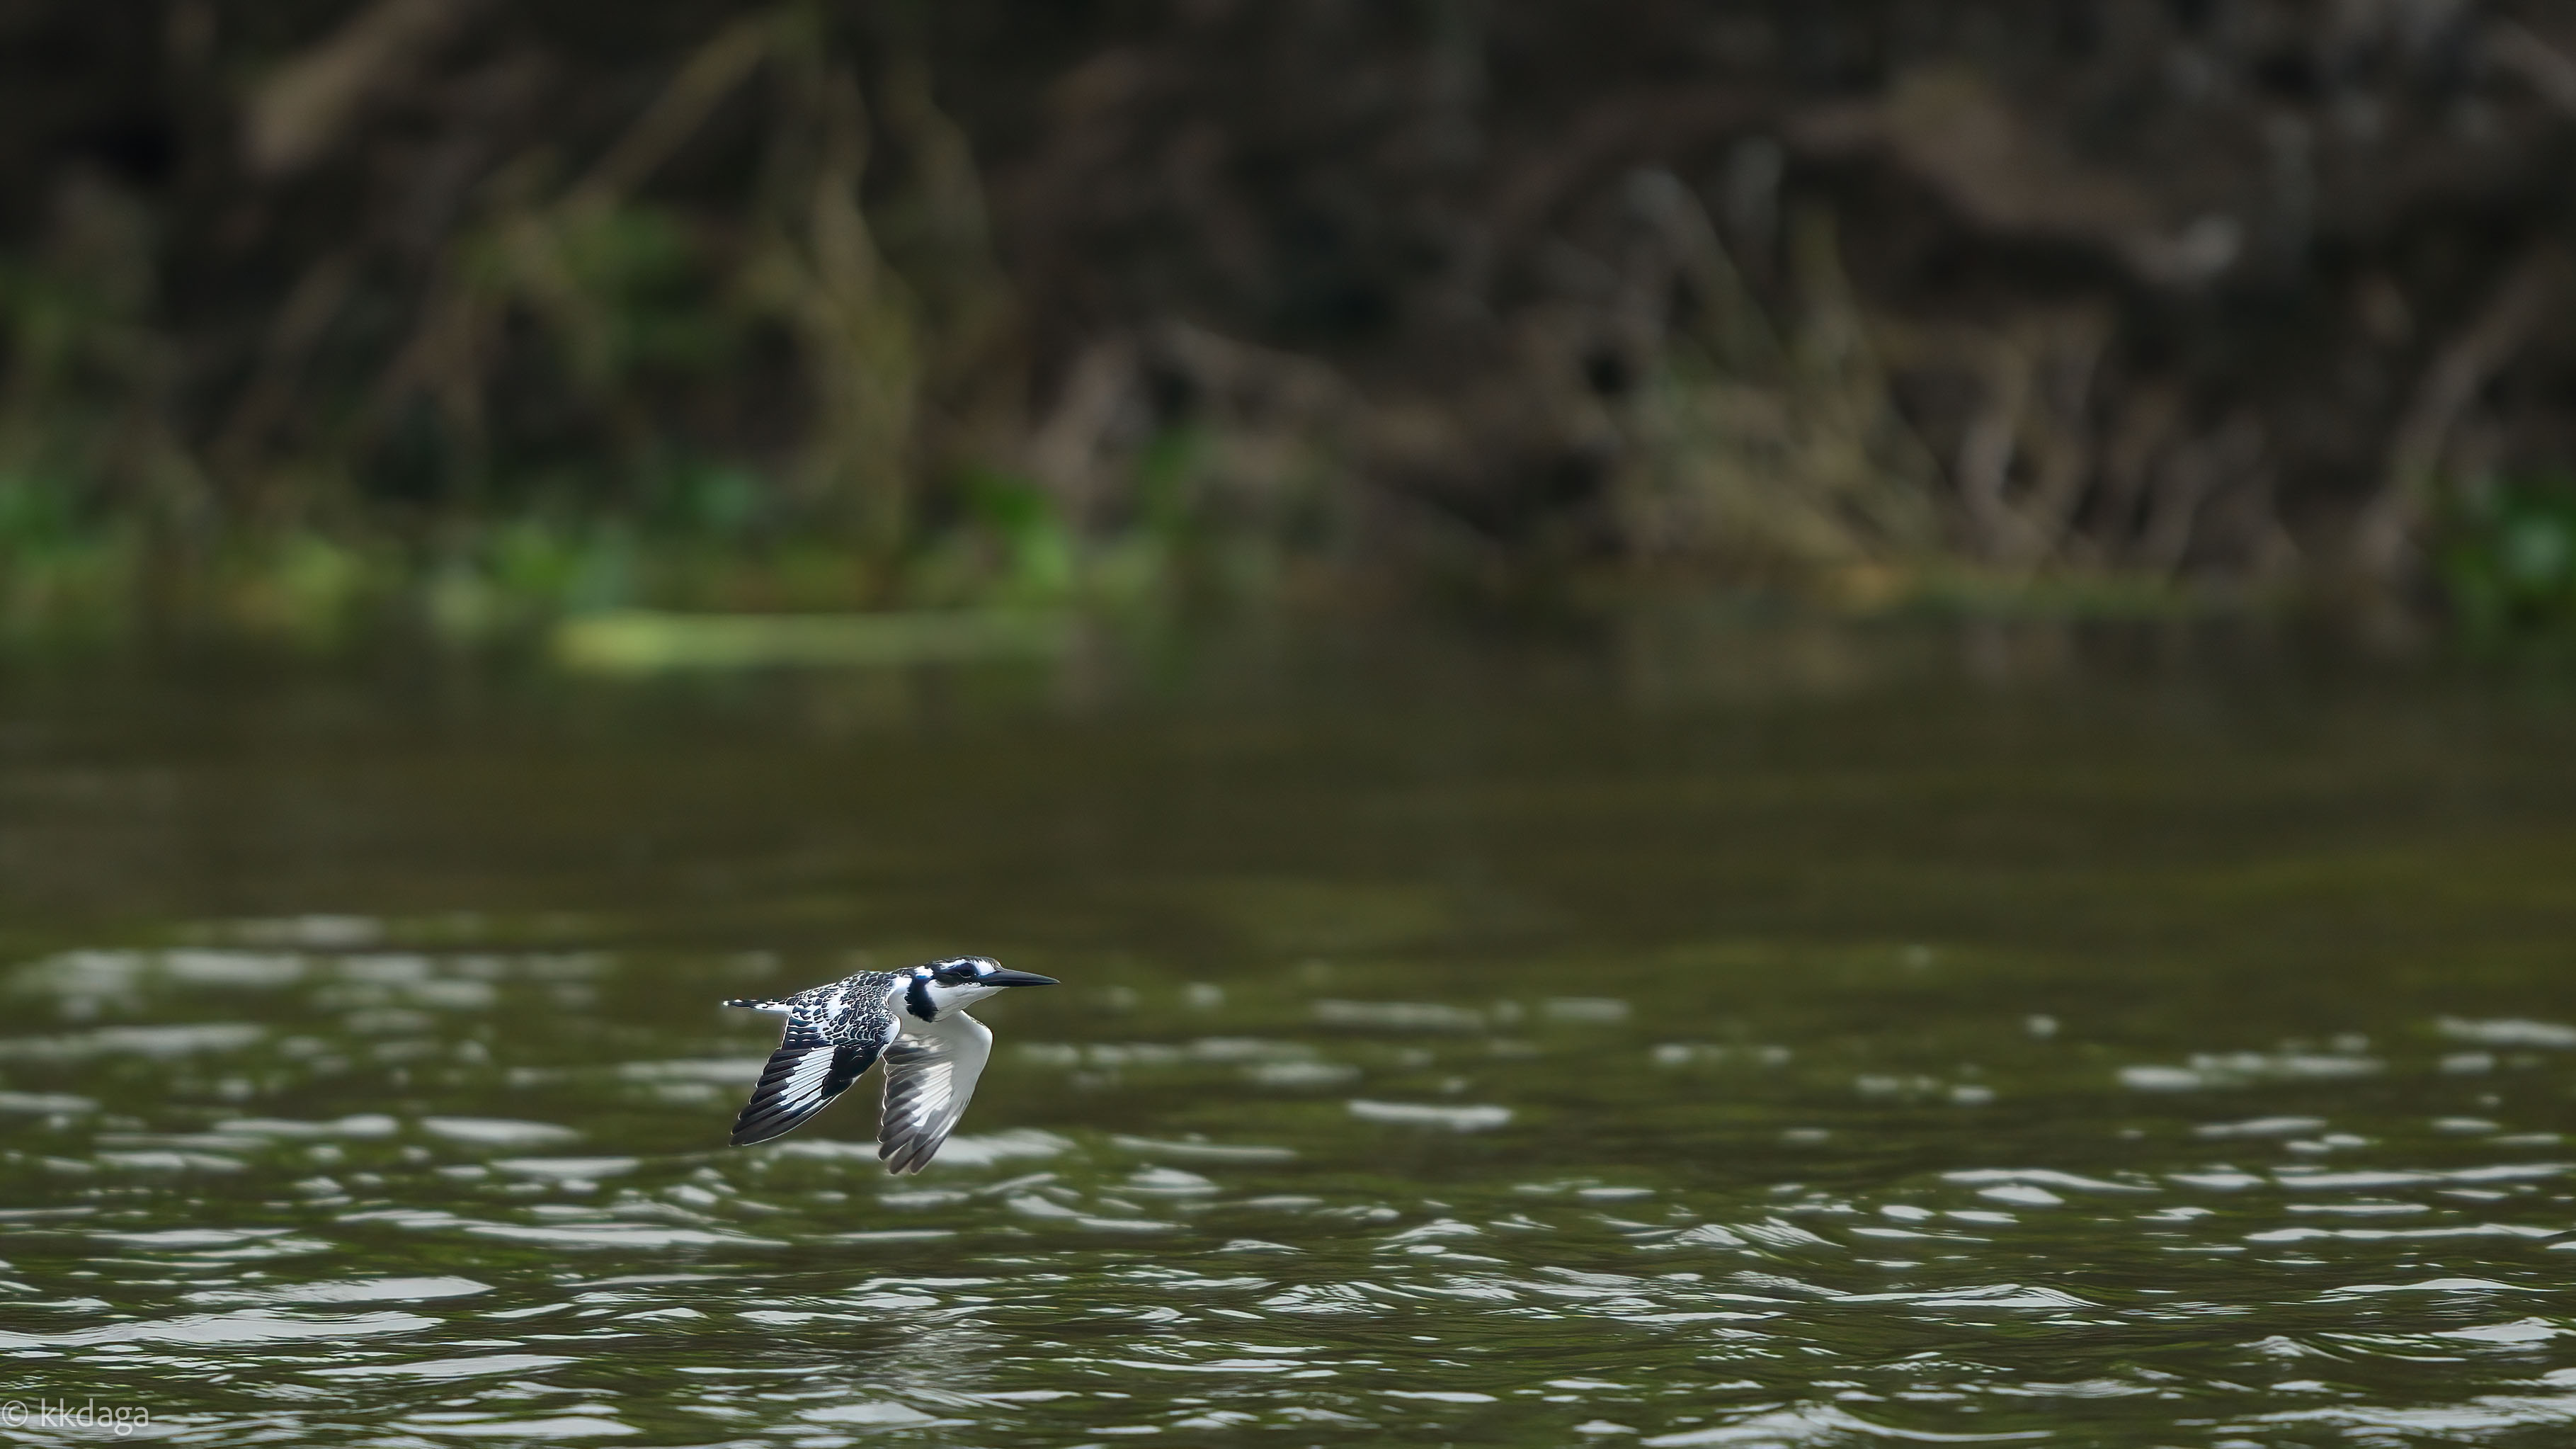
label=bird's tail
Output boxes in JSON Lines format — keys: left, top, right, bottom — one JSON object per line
{"left": 721, "top": 996, "right": 786, "bottom": 1011}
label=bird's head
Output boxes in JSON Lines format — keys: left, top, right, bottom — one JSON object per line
{"left": 912, "top": 956, "right": 1058, "bottom": 1016}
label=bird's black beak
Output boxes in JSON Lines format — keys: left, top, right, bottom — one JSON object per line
{"left": 984, "top": 969, "right": 1059, "bottom": 987}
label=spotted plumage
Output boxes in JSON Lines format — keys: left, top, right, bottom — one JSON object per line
{"left": 720, "top": 956, "right": 1058, "bottom": 1171}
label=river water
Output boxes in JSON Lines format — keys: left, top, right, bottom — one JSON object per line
{"left": 4, "top": 618, "right": 2576, "bottom": 1446}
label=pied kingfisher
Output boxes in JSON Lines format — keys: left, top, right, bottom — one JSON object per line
{"left": 721, "top": 956, "right": 1059, "bottom": 1171}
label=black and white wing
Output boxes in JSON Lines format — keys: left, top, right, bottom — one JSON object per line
{"left": 875, "top": 1011, "right": 993, "bottom": 1174}
{"left": 729, "top": 1008, "right": 888, "bottom": 1147}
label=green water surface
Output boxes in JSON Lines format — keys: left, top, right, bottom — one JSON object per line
{"left": 4, "top": 619, "right": 2576, "bottom": 1446}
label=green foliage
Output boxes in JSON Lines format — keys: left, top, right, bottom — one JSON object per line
{"left": 0, "top": 6, "right": 1023, "bottom": 642}
{"left": 957, "top": 467, "right": 1076, "bottom": 602}
{"left": 650, "top": 460, "right": 770, "bottom": 540}
{"left": 2439, "top": 476, "right": 2576, "bottom": 637}
{"left": 0, "top": 473, "right": 78, "bottom": 549}
{"left": 452, "top": 201, "right": 729, "bottom": 391}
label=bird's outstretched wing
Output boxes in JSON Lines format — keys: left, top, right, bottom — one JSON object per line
{"left": 876, "top": 1011, "right": 993, "bottom": 1174}
{"left": 729, "top": 1010, "right": 886, "bottom": 1147}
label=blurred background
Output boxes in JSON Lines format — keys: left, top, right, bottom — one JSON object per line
{"left": 9, "top": 0, "right": 2576, "bottom": 638}
{"left": 15, "top": 6, "right": 2576, "bottom": 1445}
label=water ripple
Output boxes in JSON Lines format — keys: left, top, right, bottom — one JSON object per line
{"left": 10, "top": 918, "right": 2576, "bottom": 1444}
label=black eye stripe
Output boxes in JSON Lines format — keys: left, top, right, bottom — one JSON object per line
{"left": 917, "top": 958, "right": 992, "bottom": 986}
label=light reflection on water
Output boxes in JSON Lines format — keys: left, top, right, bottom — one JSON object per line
{"left": 4, "top": 623, "right": 2576, "bottom": 1445}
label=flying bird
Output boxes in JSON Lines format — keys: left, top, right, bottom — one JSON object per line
{"left": 721, "top": 956, "right": 1059, "bottom": 1171}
